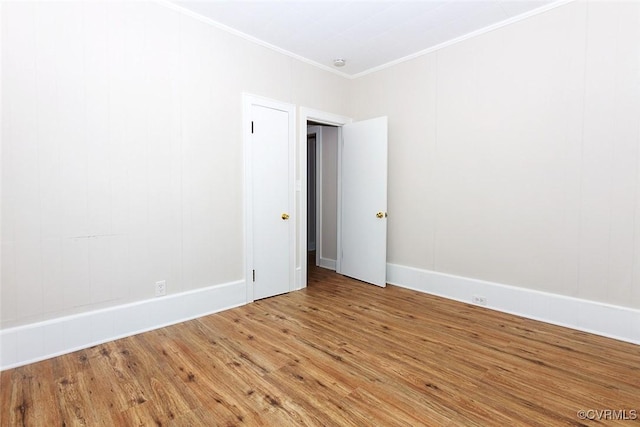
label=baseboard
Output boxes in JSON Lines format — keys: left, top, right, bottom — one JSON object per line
{"left": 0, "top": 280, "right": 246, "bottom": 370}
{"left": 319, "top": 257, "right": 336, "bottom": 270}
{"left": 5, "top": 267, "right": 636, "bottom": 371}
{"left": 387, "top": 264, "right": 640, "bottom": 345}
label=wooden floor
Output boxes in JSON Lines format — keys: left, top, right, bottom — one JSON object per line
{"left": 2, "top": 263, "right": 639, "bottom": 426}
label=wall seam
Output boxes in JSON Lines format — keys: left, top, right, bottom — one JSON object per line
{"left": 575, "top": 0, "right": 590, "bottom": 299}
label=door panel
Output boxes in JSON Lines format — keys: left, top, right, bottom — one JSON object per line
{"left": 251, "top": 104, "right": 293, "bottom": 300}
{"left": 340, "top": 117, "right": 388, "bottom": 287}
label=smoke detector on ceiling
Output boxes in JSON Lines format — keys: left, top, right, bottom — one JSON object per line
{"left": 333, "top": 59, "right": 346, "bottom": 67}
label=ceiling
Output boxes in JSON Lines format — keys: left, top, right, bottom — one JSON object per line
{"left": 172, "top": 0, "right": 562, "bottom": 77}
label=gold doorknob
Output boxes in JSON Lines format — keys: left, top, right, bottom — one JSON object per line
{"left": 282, "top": 213, "right": 290, "bottom": 220}
{"left": 376, "top": 212, "right": 387, "bottom": 219}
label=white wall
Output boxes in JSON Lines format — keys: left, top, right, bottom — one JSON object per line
{"left": 3, "top": 0, "right": 640, "bottom": 367}
{"left": 0, "top": 1, "right": 349, "bottom": 330}
{"left": 348, "top": 0, "right": 640, "bottom": 310}
{"left": 320, "top": 126, "right": 339, "bottom": 263}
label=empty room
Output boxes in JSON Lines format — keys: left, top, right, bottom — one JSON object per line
{"left": 1, "top": 0, "right": 639, "bottom": 425}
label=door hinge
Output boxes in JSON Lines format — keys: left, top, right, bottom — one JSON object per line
{"left": 252, "top": 269, "right": 255, "bottom": 282}
{"left": 251, "top": 121, "right": 254, "bottom": 134}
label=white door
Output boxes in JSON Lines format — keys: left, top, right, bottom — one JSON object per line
{"left": 339, "top": 117, "right": 388, "bottom": 287}
{"left": 246, "top": 98, "right": 295, "bottom": 300}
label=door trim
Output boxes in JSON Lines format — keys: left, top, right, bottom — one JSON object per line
{"left": 243, "top": 93, "right": 296, "bottom": 303}
{"left": 299, "top": 108, "right": 352, "bottom": 289}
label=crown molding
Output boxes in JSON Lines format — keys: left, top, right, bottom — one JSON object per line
{"left": 160, "top": 0, "right": 574, "bottom": 80}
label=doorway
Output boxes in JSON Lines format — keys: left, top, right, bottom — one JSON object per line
{"left": 307, "top": 124, "right": 339, "bottom": 279}
{"left": 299, "top": 109, "right": 389, "bottom": 289}
{"left": 299, "top": 108, "right": 350, "bottom": 288}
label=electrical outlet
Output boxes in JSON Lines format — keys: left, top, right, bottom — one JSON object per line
{"left": 472, "top": 295, "right": 487, "bottom": 306}
{"left": 155, "top": 280, "right": 166, "bottom": 297}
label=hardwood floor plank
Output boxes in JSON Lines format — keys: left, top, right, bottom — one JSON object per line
{"left": 2, "top": 266, "right": 639, "bottom": 426}
{"left": 0, "top": 362, "right": 61, "bottom": 426}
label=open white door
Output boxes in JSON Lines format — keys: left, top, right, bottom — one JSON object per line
{"left": 339, "top": 116, "right": 388, "bottom": 287}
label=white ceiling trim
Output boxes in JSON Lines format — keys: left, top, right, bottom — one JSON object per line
{"left": 351, "top": 0, "right": 575, "bottom": 79}
{"left": 160, "top": 0, "right": 573, "bottom": 81}
{"left": 158, "top": 0, "right": 352, "bottom": 79}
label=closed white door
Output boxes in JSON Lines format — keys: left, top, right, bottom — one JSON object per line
{"left": 246, "top": 98, "right": 295, "bottom": 300}
{"left": 339, "top": 117, "right": 388, "bottom": 287}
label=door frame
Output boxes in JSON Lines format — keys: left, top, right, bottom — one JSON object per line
{"left": 299, "top": 108, "right": 352, "bottom": 289}
{"left": 243, "top": 93, "right": 296, "bottom": 303}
